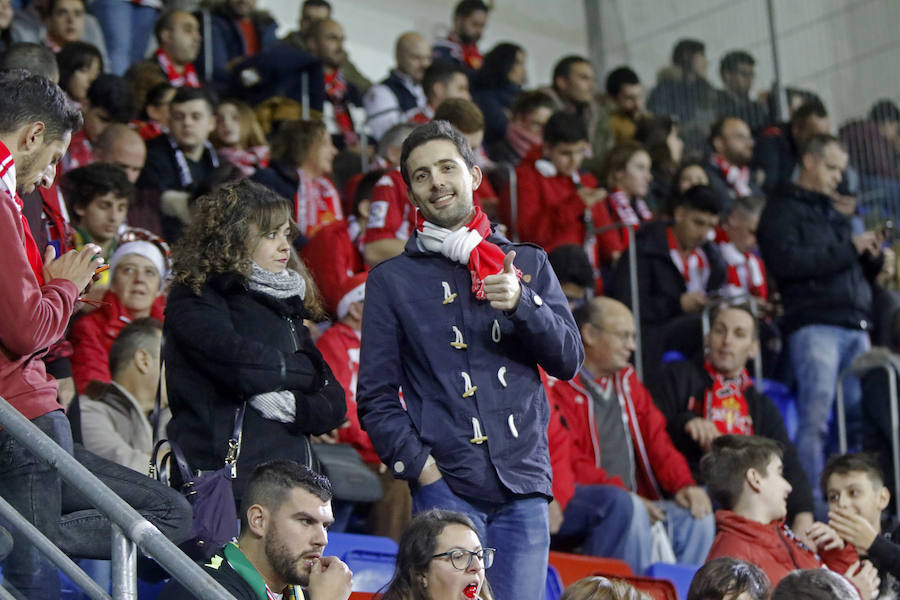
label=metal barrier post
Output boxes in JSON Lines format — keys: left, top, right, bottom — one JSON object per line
{"left": 888, "top": 365, "right": 900, "bottom": 521}
{"left": 0, "top": 585, "right": 18, "bottom": 600}
{"left": 301, "top": 72, "right": 310, "bottom": 120}
{"left": 506, "top": 163, "right": 519, "bottom": 243}
{"left": 111, "top": 524, "right": 137, "bottom": 600}
{"left": 626, "top": 226, "right": 642, "bottom": 381}
{"left": 765, "top": 0, "right": 788, "bottom": 123}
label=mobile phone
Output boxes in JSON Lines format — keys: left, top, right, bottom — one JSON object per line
{"left": 94, "top": 264, "right": 109, "bottom": 275}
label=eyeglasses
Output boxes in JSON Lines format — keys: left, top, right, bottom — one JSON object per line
{"left": 431, "top": 547, "right": 495, "bottom": 570}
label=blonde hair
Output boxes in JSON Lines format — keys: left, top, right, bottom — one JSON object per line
{"left": 212, "top": 98, "right": 267, "bottom": 149}
{"left": 561, "top": 577, "right": 651, "bottom": 600}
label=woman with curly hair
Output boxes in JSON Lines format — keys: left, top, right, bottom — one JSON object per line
{"left": 163, "top": 178, "right": 346, "bottom": 501}
{"left": 378, "top": 509, "right": 494, "bottom": 600}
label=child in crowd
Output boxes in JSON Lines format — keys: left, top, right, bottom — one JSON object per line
{"left": 561, "top": 577, "right": 649, "bottom": 600}
{"left": 212, "top": 99, "right": 270, "bottom": 176}
{"left": 686, "top": 557, "right": 769, "bottom": 600}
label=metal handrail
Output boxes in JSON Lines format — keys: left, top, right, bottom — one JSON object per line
{"left": 0, "top": 395, "right": 239, "bottom": 600}
{"left": 499, "top": 161, "right": 520, "bottom": 243}
{"left": 700, "top": 293, "right": 764, "bottom": 383}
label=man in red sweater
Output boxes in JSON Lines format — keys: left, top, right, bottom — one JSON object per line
{"left": 703, "top": 435, "right": 877, "bottom": 596}
{"left": 546, "top": 296, "right": 714, "bottom": 572}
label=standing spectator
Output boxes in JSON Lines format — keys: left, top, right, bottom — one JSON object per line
{"left": 633, "top": 114, "right": 683, "bottom": 213}
{"left": 471, "top": 42, "right": 526, "bottom": 145}
{"left": 592, "top": 66, "right": 646, "bottom": 160}
{"left": 79, "top": 318, "right": 164, "bottom": 471}
{"left": 487, "top": 89, "right": 555, "bottom": 166}
{"left": 357, "top": 121, "right": 584, "bottom": 599}
{"left": 542, "top": 55, "right": 598, "bottom": 155}
{"left": 62, "top": 73, "right": 133, "bottom": 171}
{"left": 754, "top": 98, "right": 831, "bottom": 194}
{"left": 41, "top": 0, "right": 109, "bottom": 68}
{"left": 306, "top": 18, "right": 362, "bottom": 150}
{"left": 705, "top": 116, "right": 760, "bottom": 213}
{"left": 164, "top": 179, "right": 347, "bottom": 501}
{"left": 757, "top": 134, "right": 884, "bottom": 502}
{"left": 196, "top": 0, "right": 277, "bottom": 92}
{"left": 839, "top": 99, "right": 900, "bottom": 201}
{"left": 406, "top": 60, "right": 471, "bottom": 125}
{"left": 433, "top": 0, "right": 489, "bottom": 72}
{"left": 90, "top": 0, "right": 160, "bottom": 76}
{"left": 715, "top": 50, "right": 769, "bottom": 132}
{"left": 93, "top": 123, "right": 147, "bottom": 184}
{"left": 717, "top": 195, "right": 768, "bottom": 301}
{"left": 212, "top": 98, "right": 269, "bottom": 177}
{"left": 364, "top": 32, "right": 431, "bottom": 140}
{"left": 595, "top": 141, "right": 654, "bottom": 266}
{"left": 55, "top": 39, "right": 101, "bottom": 107}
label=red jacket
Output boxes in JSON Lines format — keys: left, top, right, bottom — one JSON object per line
{"left": 69, "top": 291, "right": 166, "bottom": 393}
{"left": 708, "top": 510, "right": 858, "bottom": 588}
{"left": 301, "top": 220, "right": 367, "bottom": 317}
{"left": 361, "top": 169, "right": 415, "bottom": 245}
{"left": 315, "top": 322, "right": 379, "bottom": 464}
{"left": 546, "top": 366, "right": 695, "bottom": 507}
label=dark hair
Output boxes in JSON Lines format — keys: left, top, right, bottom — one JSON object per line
{"left": 701, "top": 435, "right": 783, "bottom": 510}
{"left": 771, "top": 568, "right": 858, "bottom": 600}
{"left": 820, "top": 452, "right": 885, "bottom": 500}
{"left": 353, "top": 169, "right": 385, "bottom": 218}
{"left": 870, "top": 99, "right": 900, "bottom": 124}
{"left": 672, "top": 39, "right": 705, "bottom": 72}
{"left": 63, "top": 163, "right": 134, "bottom": 213}
{"left": 433, "top": 98, "right": 484, "bottom": 135}
{"left": 790, "top": 98, "right": 828, "bottom": 127}
{"left": 87, "top": 74, "right": 134, "bottom": 124}
{"left": 666, "top": 160, "right": 708, "bottom": 214}
{"left": 510, "top": 89, "right": 556, "bottom": 118}
{"left": 154, "top": 10, "right": 186, "bottom": 44}
{"left": 543, "top": 111, "right": 589, "bottom": 146}
{"left": 454, "top": 0, "right": 489, "bottom": 18}
{"left": 239, "top": 460, "right": 333, "bottom": 532}
{"left": 140, "top": 81, "right": 175, "bottom": 120}
{"left": 605, "top": 66, "right": 640, "bottom": 98}
{"left": 601, "top": 141, "right": 648, "bottom": 189}
{"left": 0, "top": 69, "right": 82, "bottom": 141}
{"left": 475, "top": 42, "right": 523, "bottom": 89}
{"left": 674, "top": 184, "right": 722, "bottom": 215}
{"left": 801, "top": 133, "right": 842, "bottom": 159}
{"left": 170, "top": 85, "right": 216, "bottom": 114}
{"left": 108, "top": 318, "right": 162, "bottom": 377}
{"left": 302, "top": 0, "right": 332, "bottom": 11}
{"left": 56, "top": 41, "right": 102, "bottom": 95}
{"left": 708, "top": 115, "right": 746, "bottom": 147}
{"left": 634, "top": 115, "right": 677, "bottom": 178}
{"left": 719, "top": 50, "right": 755, "bottom": 77}
{"left": 552, "top": 55, "right": 591, "bottom": 87}
{"left": 686, "top": 557, "right": 770, "bottom": 600}
{"left": 423, "top": 60, "right": 468, "bottom": 100}
{"left": 709, "top": 302, "right": 759, "bottom": 339}
{"left": 1, "top": 43, "right": 59, "bottom": 81}
{"left": 399, "top": 120, "right": 476, "bottom": 186}
{"left": 270, "top": 119, "right": 327, "bottom": 167}
{"left": 48, "top": 0, "right": 85, "bottom": 13}
{"left": 729, "top": 194, "right": 765, "bottom": 220}
{"left": 548, "top": 245, "right": 594, "bottom": 290}
{"left": 378, "top": 509, "right": 493, "bottom": 600}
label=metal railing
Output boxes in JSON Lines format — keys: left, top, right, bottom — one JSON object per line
{"left": 0, "top": 395, "right": 238, "bottom": 600}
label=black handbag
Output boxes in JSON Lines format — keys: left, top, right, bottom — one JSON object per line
{"left": 311, "top": 442, "right": 384, "bottom": 504}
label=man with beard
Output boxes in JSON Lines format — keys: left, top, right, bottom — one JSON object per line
{"left": 432, "top": 0, "right": 489, "bottom": 72}
{"left": 704, "top": 116, "right": 761, "bottom": 214}
{"left": 163, "top": 460, "right": 353, "bottom": 600}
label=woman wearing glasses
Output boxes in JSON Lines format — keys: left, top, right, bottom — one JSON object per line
{"left": 379, "top": 509, "right": 495, "bottom": 600}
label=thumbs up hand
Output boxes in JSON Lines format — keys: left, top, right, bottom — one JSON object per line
{"left": 483, "top": 250, "right": 522, "bottom": 311}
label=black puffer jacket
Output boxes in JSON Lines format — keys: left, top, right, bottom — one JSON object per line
{"left": 758, "top": 182, "right": 882, "bottom": 336}
{"left": 164, "top": 272, "right": 346, "bottom": 499}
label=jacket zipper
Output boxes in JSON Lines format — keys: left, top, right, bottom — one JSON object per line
{"left": 285, "top": 316, "right": 300, "bottom": 351}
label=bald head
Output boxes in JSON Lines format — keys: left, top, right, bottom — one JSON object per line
{"left": 94, "top": 124, "right": 147, "bottom": 183}
{"left": 575, "top": 296, "right": 636, "bottom": 376}
{"left": 395, "top": 32, "right": 431, "bottom": 84}
{"left": 308, "top": 18, "right": 345, "bottom": 69}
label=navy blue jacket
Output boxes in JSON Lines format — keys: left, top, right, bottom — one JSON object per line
{"left": 472, "top": 82, "right": 521, "bottom": 146}
{"left": 357, "top": 232, "right": 584, "bottom": 503}
{"left": 196, "top": 8, "right": 278, "bottom": 93}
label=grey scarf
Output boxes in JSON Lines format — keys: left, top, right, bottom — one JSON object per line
{"left": 247, "top": 262, "right": 306, "bottom": 299}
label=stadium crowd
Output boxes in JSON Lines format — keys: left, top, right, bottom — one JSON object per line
{"left": 2, "top": 0, "right": 900, "bottom": 598}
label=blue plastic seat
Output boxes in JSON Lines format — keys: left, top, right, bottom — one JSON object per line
{"left": 344, "top": 549, "right": 396, "bottom": 593}
{"left": 760, "top": 378, "right": 798, "bottom": 442}
{"left": 325, "top": 532, "right": 399, "bottom": 561}
{"left": 644, "top": 562, "right": 700, "bottom": 600}
{"left": 545, "top": 564, "right": 564, "bottom": 600}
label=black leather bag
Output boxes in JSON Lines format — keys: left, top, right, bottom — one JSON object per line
{"left": 311, "top": 443, "right": 383, "bottom": 503}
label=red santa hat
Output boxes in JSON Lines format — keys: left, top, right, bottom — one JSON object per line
{"left": 336, "top": 273, "right": 367, "bottom": 320}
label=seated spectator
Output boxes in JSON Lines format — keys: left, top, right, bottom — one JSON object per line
{"left": 633, "top": 115, "right": 682, "bottom": 213}
{"left": 704, "top": 116, "right": 760, "bottom": 213}
{"left": 137, "top": 85, "right": 218, "bottom": 242}
{"left": 839, "top": 99, "right": 900, "bottom": 201}
{"left": 714, "top": 50, "right": 770, "bottom": 132}
{"left": 702, "top": 435, "right": 865, "bottom": 590}
{"left": 0, "top": 0, "right": 11, "bottom": 53}
{"left": 379, "top": 508, "right": 493, "bottom": 600}
{"left": 433, "top": 0, "right": 488, "bottom": 72}
{"left": 164, "top": 179, "right": 346, "bottom": 501}
{"left": 79, "top": 318, "right": 164, "bottom": 471}
{"left": 91, "top": 0, "right": 160, "bottom": 76}
{"left": 69, "top": 238, "right": 167, "bottom": 393}
{"left": 592, "top": 66, "right": 647, "bottom": 161}
{"left": 686, "top": 557, "right": 770, "bottom": 600}
{"left": 487, "top": 89, "right": 555, "bottom": 166}
{"left": 754, "top": 98, "right": 831, "bottom": 194}
{"left": 612, "top": 184, "right": 725, "bottom": 372}
{"left": 11, "top": 0, "right": 107, "bottom": 59}
{"left": 56, "top": 39, "right": 101, "bottom": 107}
{"left": 162, "top": 460, "right": 353, "bottom": 600}
{"left": 716, "top": 195, "right": 767, "bottom": 301}
{"left": 363, "top": 31, "right": 430, "bottom": 140}
{"left": 649, "top": 303, "right": 814, "bottom": 531}
{"left": 548, "top": 244, "right": 595, "bottom": 309}
{"left": 595, "top": 141, "right": 653, "bottom": 265}
{"left": 252, "top": 119, "right": 342, "bottom": 241}
{"left": 515, "top": 111, "right": 605, "bottom": 260}
{"left": 212, "top": 98, "right": 270, "bottom": 176}
{"left": 196, "top": 0, "right": 277, "bottom": 93}
{"left": 44, "top": 0, "right": 88, "bottom": 51}
{"left": 406, "top": 60, "right": 471, "bottom": 124}
{"left": 1, "top": 41, "right": 59, "bottom": 80}
{"left": 93, "top": 123, "right": 148, "bottom": 184}
{"left": 132, "top": 81, "right": 175, "bottom": 141}
{"left": 541, "top": 55, "right": 598, "bottom": 157}
{"left": 664, "top": 160, "right": 711, "bottom": 215}
{"left": 471, "top": 42, "right": 526, "bottom": 145}
{"left": 772, "top": 568, "right": 875, "bottom": 600}
{"left": 63, "top": 73, "right": 134, "bottom": 170}
{"left": 561, "top": 576, "right": 649, "bottom": 600}
{"left": 823, "top": 453, "right": 900, "bottom": 598}
{"left": 547, "top": 296, "right": 715, "bottom": 573}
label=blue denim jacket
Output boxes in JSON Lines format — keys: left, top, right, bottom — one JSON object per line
{"left": 357, "top": 233, "right": 584, "bottom": 503}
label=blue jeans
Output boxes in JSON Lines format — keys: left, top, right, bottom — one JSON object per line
{"left": 413, "top": 478, "right": 549, "bottom": 600}
{"left": 790, "top": 325, "right": 870, "bottom": 499}
{"left": 0, "top": 410, "right": 193, "bottom": 599}
{"left": 90, "top": 0, "right": 158, "bottom": 75}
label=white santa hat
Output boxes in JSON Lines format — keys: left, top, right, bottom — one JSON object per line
{"left": 109, "top": 241, "right": 167, "bottom": 290}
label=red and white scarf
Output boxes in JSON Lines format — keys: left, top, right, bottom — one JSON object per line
{"left": 217, "top": 145, "right": 270, "bottom": 177}
{"left": 0, "top": 140, "right": 44, "bottom": 284}
{"left": 155, "top": 49, "right": 200, "bottom": 88}
{"left": 608, "top": 188, "right": 652, "bottom": 227}
{"left": 295, "top": 170, "right": 343, "bottom": 238}
{"left": 697, "top": 360, "right": 754, "bottom": 436}
{"left": 711, "top": 154, "right": 752, "bottom": 197}
{"left": 718, "top": 239, "right": 768, "bottom": 299}
{"left": 667, "top": 227, "right": 709, "bottom": 293}
{"left": 324, "top": 69, "right": 359, "bottom": 146}
{"left": 416, "top": 206, "right": 521, "bottom": 300}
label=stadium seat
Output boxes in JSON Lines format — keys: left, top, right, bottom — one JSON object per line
{"left": 644, "top": 563, "right": 701, "bottom": 600}
{"left": 325, "top": 531, "right": 399, "bottom": 561}
{"left": 349, "top": 594, "right": 376, "bottom": 600}
{"left": 662, "top": 351, "right": 687, "bottom": 364}
{"left": 761, "top": 378, "right": 798, "bottom": 441}
{"left": 546, "top": 563, "right": 565, "bottom": 600}
{"left": 548, "top": 550, "right": 633, "bottom": 586}
{"left": 344, "top": 549, "right": 396, "bottom": 593}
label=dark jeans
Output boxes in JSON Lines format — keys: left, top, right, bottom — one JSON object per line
{"left": 0, "top": 410, "right": 192, "bottom": 599}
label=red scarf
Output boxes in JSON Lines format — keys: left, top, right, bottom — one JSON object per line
{"left": 446, "top": 32, "right": 483, "bottom": 70}
{"left": 711, "top": 154, "right": 752, "bottom": 197}
{"left": 0, "top": 141, "right": 44, "bottom": 284}
{"left": 295, "top": 170, "right": 343, "bottom": 237}
{"left": 607, "top": 188, "right": 653, "bottom": 227}
{"left": 667, "top": 227, "right": 709, "bottom": 293}
{"left": 697, "top": 360, "right": 754, "bottom": 435}
{"left": 155, "top": 49, "right": 200, "bottom": 88}
{"left": 504, "top": 120, "right": 542, "bottom": 160}
{"left": 416, "top": 206, "right": 521, "bottom": 300}
{"left": 324, "top": 70, "right": 359, "bottom": 146}
{"left": 218, "top": 145, "right": 270, "bottom": 177}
